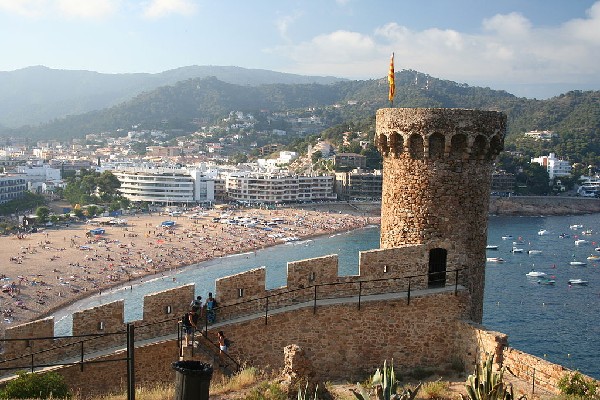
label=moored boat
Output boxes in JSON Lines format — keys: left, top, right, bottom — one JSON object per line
{"left": 526, "top": 271, "right": 547, "bottom": 277}
{"left": 486, "top": 257, "right": 504, "bottom": 263}
{"left": 569, "top": 261, "right": 587, "bottom": 266}
{"left": 486, "top": 245, "right": 499, "bottom": 250}
{"left": 512, "top": 247, "right": 524, "bottom": 253}
{"left": 501, "top": 235, "right": 513, "bottom": 240}
{"left": 586, "top": 255, "right": 600, "bottom": 261}
{"left": 575, "top": 239, "right": 588, "bottom": 246}
{"left": 570, "top": 224, "right": 583, "bottom": 230}
{"left": 528, "top": 250, "right": 543, "bottom": 255}
{"left": 538, "top": 229, "right": 549, "bottom": 235}
{"left": 568, "top": 279, "right": 589, "bottom": 285}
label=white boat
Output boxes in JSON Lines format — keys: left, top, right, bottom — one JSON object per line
{"left": 513, "top": 241, "right": 525, "bottom": 246}
{"left": 526, "top": 271, "right": 547, "bottom": 277}
{"left": 501, "top": 235, "right": 513, "bottom": 240}
{"left": 486, "top": 245, "right": 499, "bottom": 250}
{"left": 570, "top": 224, "right": 583, "bottom": 230}
{"left": 528, "top": 250, "right": 543, "bottom": 255}
{"left": 587, "top": 255, "right": 600, "bottom": 261}
{"left": 575, "top": 239, "right": 588, "bottom": 246}
{"left": 486, "top": 257, "right": 504, "bottom": 263}
{"left": 568, "top": 279, "right": 589, "bottom": 285}
{"left": 569, "top": 261, "right": 587, "bottom": 266}
{"left": 537, "top": 229, "right": 549, "bottom": 235}
{"left": 582, "top": 230, "right": 594, "bottom": 235}
{"left": 512, "top": 247, "right": 524, "bottom": 253}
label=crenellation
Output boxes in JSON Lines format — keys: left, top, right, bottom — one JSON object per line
{"left": 287, "top": 255, "right": 339, "bottom": 289}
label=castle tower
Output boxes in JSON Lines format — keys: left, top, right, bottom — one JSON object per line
{"left": 375, "top": 108, "right": 506, "bottom": 322}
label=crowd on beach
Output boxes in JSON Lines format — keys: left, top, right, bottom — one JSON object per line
{"left": 0, "top": 207, "right": 379, "bottom": 338}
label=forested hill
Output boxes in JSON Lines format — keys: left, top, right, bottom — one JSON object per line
{"left": 0, "top": 65, "right": 345, "bottom": 128}
{"left": 3, "top": 69, "right": 599, "bottom": 143}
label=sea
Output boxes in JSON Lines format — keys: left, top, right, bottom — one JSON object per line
{"left": 53, "top": 214, "right": 600, "bottom": 379}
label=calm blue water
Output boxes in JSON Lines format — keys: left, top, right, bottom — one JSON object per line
{"left": 54, "top": 216, "right": 600, "bottom": 379}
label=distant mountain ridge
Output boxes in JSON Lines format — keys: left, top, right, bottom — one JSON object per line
{"left": 0, "top": 65, "right": 345, "bottom": 128}
{"left": 0, "top": 67, "right": 598, "bottom": 146}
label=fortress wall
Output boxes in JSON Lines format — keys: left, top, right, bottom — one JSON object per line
{"left": 502, "top": 348, "right": 578, "bottom": 395}
{"left": 73, "top": 300, "right": 126, "bottom": 351}
{"left": 359, "top": 246, "right": 427, "bottom": 291}
{"left": 215, "top": 268, "right": 267, "bottom": 320}
{"left": 2, "top": 318, "right": 55, "bottom": 368}
{"left": 7, "top": 289, "right": 469, "bottom": 398}
{"left": 454, "top": 321, "right": 508, "bottom": 373}
{"left": 287, "top": 255, "right": 339, "bottom": 289}
{"left": 140, "top": 284, "right": 194, "bottom": 338}
{"left": 220, "top": 290, "right": 471, "bottom": 382}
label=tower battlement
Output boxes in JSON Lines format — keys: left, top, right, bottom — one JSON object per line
{"left": 375, "top": 108, "right": 505, "bottom": 161}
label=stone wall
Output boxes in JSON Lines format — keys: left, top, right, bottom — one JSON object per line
{"left": 455, "top": 321, "right": 600, "bottom": 395}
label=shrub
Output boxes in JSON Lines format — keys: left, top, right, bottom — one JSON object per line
{"left": 557, "top": 371, "right": 598, "bottom": 398}
{"left": 243, "top": 381, "right": 287, "bottom": 400}
{"left": 420, "top": 380, "right": 451, "bottom": 399}
{"left": 0, "top": 371, "right": 71, "bottom": 399}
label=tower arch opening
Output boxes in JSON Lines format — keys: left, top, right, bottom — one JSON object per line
{"left": 428, "top": 133, "right": 445, "bottom": 159}
{"left": 376, "top": 134, "right": 389, "bottom": 156}
{"left": 389, "top": 132, "right": 404, "bottom": 157}
{"left": 409, "top": 134, "right": 424, "bottom": 159}
{"left": 449, "top": 134, "right": 467, "bottom": 160}
{"left": 471, "top": 135, "right": 488, "bottom": 160}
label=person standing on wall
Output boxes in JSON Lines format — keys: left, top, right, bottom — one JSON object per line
{"left": 205, "top": 292, "right": 217, "bottom": 324}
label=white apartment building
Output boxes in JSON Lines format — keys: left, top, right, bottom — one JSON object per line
{"left": 113, "top": 168, "right": 215, "bottom": 205}
{"left": 531, "top": 153, "right": 572, "bottom": 180}
{"left": 225, "top": 173, "right": 336, "bottom": 204}
{"left": 0, "top": 175, "right": 27, "bottom": 204}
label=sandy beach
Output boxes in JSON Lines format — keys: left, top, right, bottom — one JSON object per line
{"left": 0, "top": 207, "right": 379, "bottom": 338}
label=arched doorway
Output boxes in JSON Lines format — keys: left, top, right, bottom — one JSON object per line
{"left": 428, "top": 248, "right": 447, "bottom": 288}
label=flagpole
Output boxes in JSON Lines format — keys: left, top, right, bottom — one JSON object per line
{"left": 388, "top": 53, "right": 396, "bottom": 108}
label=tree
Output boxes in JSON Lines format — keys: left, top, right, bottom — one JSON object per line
{"left": 311, "top": 150, "right": 323, "bottom": 164}
{"left": 35, "top": 206, "right": 51, "bottom": 224}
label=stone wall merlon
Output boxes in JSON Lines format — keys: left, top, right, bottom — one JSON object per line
{"left": 216, "top": 267, "right": 267, "bottom": 306}
{"left": 142, "top": 284, "right": 194, "bottom": 322}
{"left": 287, "top": 254, "right": 339, "bottom": 288}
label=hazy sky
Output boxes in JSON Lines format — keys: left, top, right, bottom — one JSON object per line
{"left": 1, "top": 0, "right": 599, "bottom": 98}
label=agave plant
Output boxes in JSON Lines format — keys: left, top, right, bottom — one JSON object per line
{"left": 460, "top": 354, "right": 526, "bottom": 400}
{"left": 352, "top": 360, "right": 421, "bottom": 400}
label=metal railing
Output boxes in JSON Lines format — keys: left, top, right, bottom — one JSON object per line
{"left": 0, "top": 268, "right": 467, "bottom": 399}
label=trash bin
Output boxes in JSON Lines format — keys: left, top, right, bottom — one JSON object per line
{"left": 172, "top": 360, "right": 213, "bottom": 400}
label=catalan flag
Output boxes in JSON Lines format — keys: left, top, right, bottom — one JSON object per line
{"left": 388, "top": 52, "right": 395, "bottom": 104}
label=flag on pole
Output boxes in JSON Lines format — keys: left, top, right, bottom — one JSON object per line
{"left": 388, "top": 52, "right": 395, "bottom": 104}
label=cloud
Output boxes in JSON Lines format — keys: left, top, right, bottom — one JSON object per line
{"left": 276, "top": 11, "right": 303, "bottom": 43}
{"left": 0, "top": 0, "right": 118, "bottom": 19}
{"left": 142, "top": 0, "right": 197, "bottom": 19}
{"left": 0, "top": 0, "right": 48, "bottom": 18}
{"left": 274, "top": 1, "right": 600, "bottom": 89}
{"left": 56, "top": 0, "right": 119, "bottom": 19}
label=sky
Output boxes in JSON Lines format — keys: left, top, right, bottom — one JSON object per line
{"left": 1, "top": 0, "right": 600, "bottom": 99}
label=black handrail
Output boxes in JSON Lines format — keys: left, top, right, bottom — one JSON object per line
{"left": 1, "top": 268, "right": 466, "bottom": 374}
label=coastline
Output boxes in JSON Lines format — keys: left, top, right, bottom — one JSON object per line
{"left": 0, "top": 208, "right": 378, "bottom": 337}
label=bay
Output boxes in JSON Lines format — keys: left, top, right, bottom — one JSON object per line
{"left": 54, "top": 215, "right": 600, "bottom": 379}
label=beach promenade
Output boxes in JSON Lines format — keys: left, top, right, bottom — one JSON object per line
{"left": 0, "top": 207, "right": 378, "bottom": 338}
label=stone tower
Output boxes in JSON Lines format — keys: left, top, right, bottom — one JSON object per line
{"left": 375, "top": 108, "right": 506, "bottom": 322}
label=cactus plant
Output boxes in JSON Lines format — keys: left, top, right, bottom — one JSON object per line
{"left": 351, "top": 360, "right": 421, "bottom": 400}
{"left": 460, "top": 354, "right": 525, "bottom": 400}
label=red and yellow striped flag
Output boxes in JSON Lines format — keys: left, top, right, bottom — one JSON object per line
{"left": 388, "top": 52, "right": 395, "bottom": 103}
